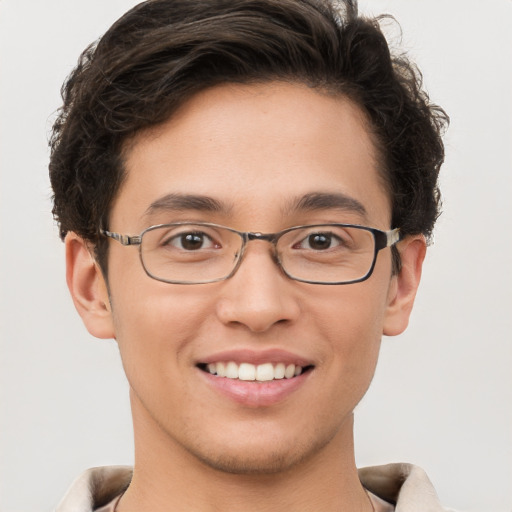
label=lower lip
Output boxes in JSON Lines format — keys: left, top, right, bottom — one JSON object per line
{"left": 199, "top": 368, "right": 311, "bottom": 407}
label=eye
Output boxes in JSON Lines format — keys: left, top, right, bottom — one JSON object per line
{"left": 167, "top": 231, "right": 218, "bottom": 251}
{"left": 294, "top": 231, "right": 346, "bottom": 251}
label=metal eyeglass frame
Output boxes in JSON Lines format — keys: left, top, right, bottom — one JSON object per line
{"left": 101, "top": 222, "right": 401, "bottom": 285}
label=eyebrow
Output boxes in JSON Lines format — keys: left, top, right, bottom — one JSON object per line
{"left": 143, "top": 193, "right": 233, "bottom": 218}
{"left": 142, "top": 191, "right": 367, "bottom": 221}
{"left": 285, "top": 192, "right": 367, "bottom": 218}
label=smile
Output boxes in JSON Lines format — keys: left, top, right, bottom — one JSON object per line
{"left": 197, "top": 353, "right": 314, "bottom": 406}
{"left": 202, "top": 361, "right": 308, "bottom": 381}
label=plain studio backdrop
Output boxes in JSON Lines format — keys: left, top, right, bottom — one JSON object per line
{"left": 1, "top": 1, "right": 511, "bottom": 511}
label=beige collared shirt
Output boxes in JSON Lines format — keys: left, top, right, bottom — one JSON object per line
{"left": 56, "top": 463, "right": 449, "bottom": 511}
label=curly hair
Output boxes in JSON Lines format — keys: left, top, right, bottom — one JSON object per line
{"left": 49, "top": 0, "right": 448, "bottom": 273}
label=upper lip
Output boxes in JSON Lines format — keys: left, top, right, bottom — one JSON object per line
{"left": 196, "top": 348, "right": 314, "bottom": 367}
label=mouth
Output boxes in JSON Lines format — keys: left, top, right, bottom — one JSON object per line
{"left": 197, "top": 361, "right": 314, "bottom": 382}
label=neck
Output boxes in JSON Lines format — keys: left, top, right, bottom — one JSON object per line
{"left": 118, "top": 392, "right": 372, "bottom": 512}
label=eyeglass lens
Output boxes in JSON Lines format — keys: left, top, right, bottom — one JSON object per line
{"left": 139, "top": 224, "right": 377, "bottom": 284}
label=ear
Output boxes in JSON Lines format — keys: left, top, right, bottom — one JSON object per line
{"left": 65, "top": 232, "right": 115, "bottom": 339}
{"left": 383, "top": 234, "right": 427, "bottom": 336}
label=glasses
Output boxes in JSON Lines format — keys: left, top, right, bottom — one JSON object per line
{"left": 101, "top": 222, "right": 400, "bottom": 285}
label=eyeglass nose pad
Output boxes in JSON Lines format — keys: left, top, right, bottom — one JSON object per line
{"left": 229, "top": 233, "right": 282, "bottom": 279}
{"left": 226, "top": 234, "right": 248, "bottom": 278}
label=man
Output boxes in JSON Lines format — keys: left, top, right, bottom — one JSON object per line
{"left": 49, "top": 0, "right": 449, "bottom": 510}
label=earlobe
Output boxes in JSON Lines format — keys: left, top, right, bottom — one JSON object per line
{"left": 65, "top": 233, "right": 115, "bottom": 339}
{"left": 383, "top": 235, "right": 427, "bottom": 336}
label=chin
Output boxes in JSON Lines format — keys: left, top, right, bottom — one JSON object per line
{"left": 186, "top": 429, "right": 337, "bottom": 476}
{"left": 195, "top": 450, "right": 295, "bottom": 475}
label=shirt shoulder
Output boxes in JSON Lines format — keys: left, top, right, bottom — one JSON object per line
{"left": 55, "top": 466, "right": 132, "bottom": 512}
{"left": 94, "top": 494, "right": 123, "bottom": 512}
{"left": 359, "top": 463, "right": 449, "bottom": 511}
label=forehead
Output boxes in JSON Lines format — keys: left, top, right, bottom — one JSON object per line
{"left": 113, "top": 82, "right": 390, "bottom": 230}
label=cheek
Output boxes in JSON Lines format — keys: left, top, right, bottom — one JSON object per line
{"left": 108, "top": 273, "right": 214, "bottom": 383}
{"left": 309, "top": 278, "right": 391, "bottom": 382}
{"left": 108, "top": 243, "right": 211, "bottom": 339}
{"left": 108, "top": 286, "right": 220, "bottom": 433}
{"left": 312, "top": 278, "right": 390, "bottom": 345}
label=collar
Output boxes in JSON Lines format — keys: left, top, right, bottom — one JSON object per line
{"left": 359, "top": 463, "right": 446, "bottom": 511}
{"left": 56, "top": 463, "right": 446, "bottom": 512}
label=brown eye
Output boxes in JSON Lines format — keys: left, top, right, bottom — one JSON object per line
{"left": 306, "top": 233, "right": 332, "bottom": 250}
{"left": 296, "top": 232, "right": 343, "bottom": 251}
{"left": 168, "top": 232, "right": 215, "bottom": 251}
{"left": 182, "top": 233, "right": 205, "bottom": 250}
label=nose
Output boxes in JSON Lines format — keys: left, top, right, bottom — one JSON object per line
{"left": 215, "top": 243, "right": 301, "bottom": 333}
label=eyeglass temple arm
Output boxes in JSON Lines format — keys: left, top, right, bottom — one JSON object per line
{"left": 386, "top": 228, "right": 401, "bottom": 247}
{"left": 101, "top": 229, "right": 142, "bottom": 246}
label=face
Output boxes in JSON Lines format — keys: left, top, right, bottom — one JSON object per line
{"left": 75, "top": 82, "right": 418, "bottom": 475}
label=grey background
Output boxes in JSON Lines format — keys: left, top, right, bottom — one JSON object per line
{"left": 1, "top": 1, "right": 511, "bottom": 511}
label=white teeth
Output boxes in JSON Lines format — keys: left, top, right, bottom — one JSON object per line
{"left": 205, "top": 361, "right": 305, "bottom": 381}
{"left": 225, "top": 361, "right": 239, "bottom": 379}
{"left": 284, "top": 363, "right": 295, "bottom": 379}
{"left": 239, "top": 363, "right": 256, "bottom": 381}
{"left": 255, "top": 363, "right": 274, "bottom": 382}
{"left": 216, "top": 361, "right": 226, "bottom": 377}
{"left": 274, "top": 363, "right": 285, "bottom": 379}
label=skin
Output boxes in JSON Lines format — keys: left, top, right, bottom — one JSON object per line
{"left": 66, "top": 82, "right": 426, "bottom": 511}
